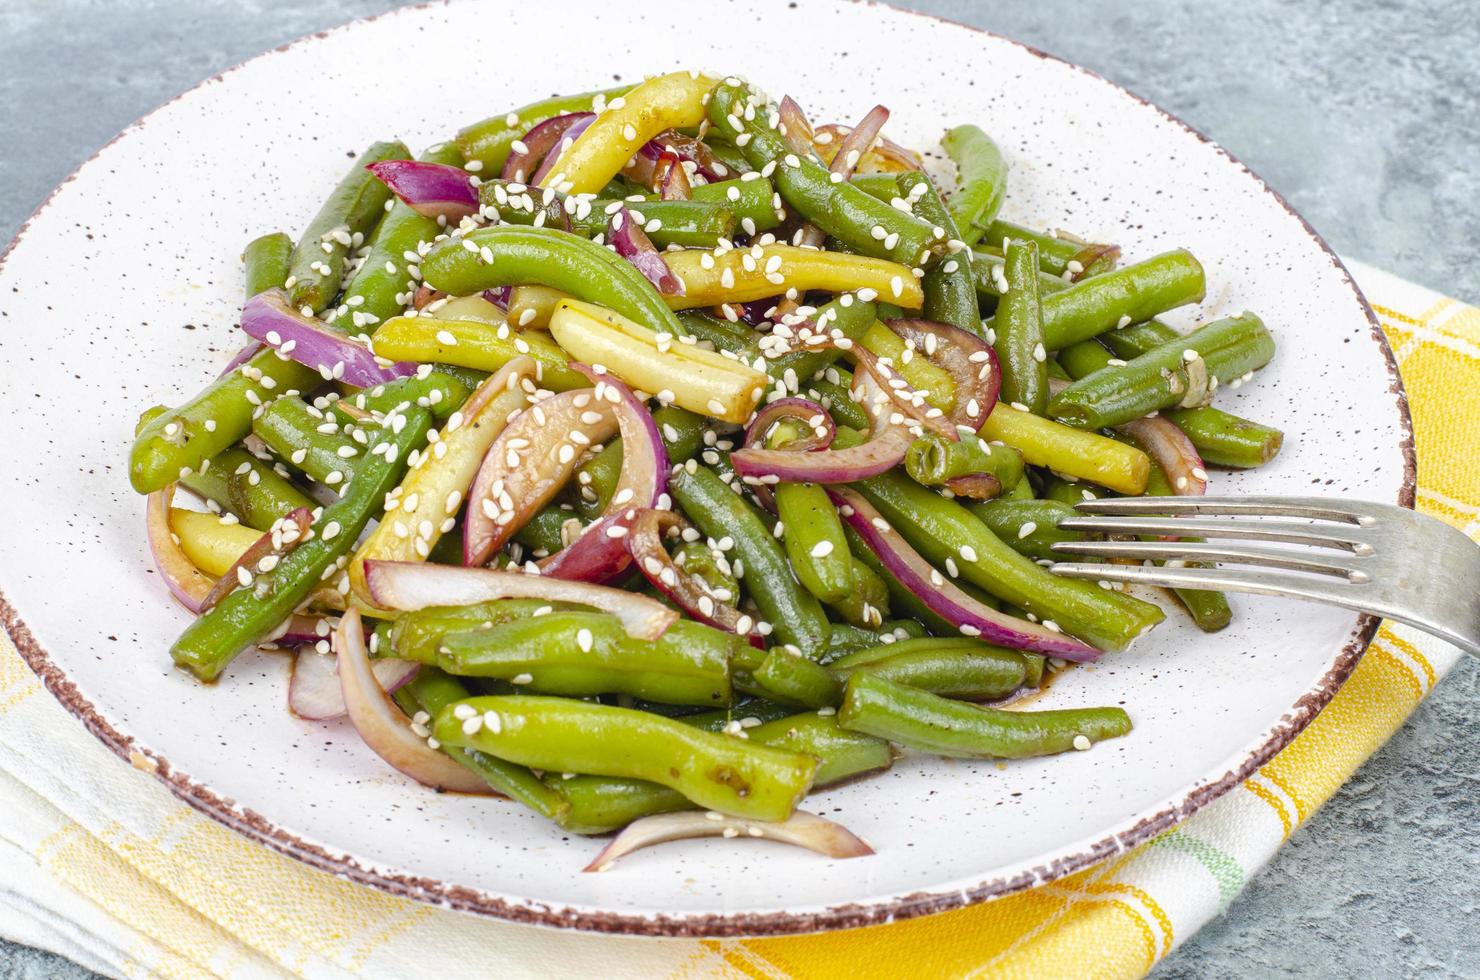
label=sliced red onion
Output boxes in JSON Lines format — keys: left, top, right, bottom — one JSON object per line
{"left": 540, "top": 366, "right": 668, "bottom": 582}
{"left": 290, "top": 645, "right": 419, "bottom": 721}
{"left": 412, "top": 285, "right": 445, "bottom": 310}
{"left": 530, "top": 115, "right": 595, "bottom": 188}
{"left": 1118, "top": 415, "right": 1208, "bottom": 496}
{"left": 1068, "top": 243, "right": 1122, "bottom": 280}
{"left": 829, "top": 105, "right": 889, "bottom": 180}
{"left": 483, "top": 286, "right": 512, "bottom": 309}
{"left": 655, "top": 149, "right": 693, "bottom": 201}
{"left": 242, "top": 289, "right": 416, "bottom": 387}
{"left": 732, "top": 366, "right": 914, "bottom": 483}
{"left": 463, "top": 387, "right": 617, "bottom": 566}
{"left": 943, "top": 473, "right": 1004, "bottom": 500}
{"left": 218, "top": 341, "right": 262, "bottom": 379}
{"left": 733, "top": 299, "right": 779, "bottom": 326}
{"left": 584, "top": 809, "right": 873, "bottom": 872}
{"left": 850, "top": 342, "right": 958, "bottom": 441}
{"left": 742, "top": 397, "right": 834, "bottom": 453}
{"left": 501, "top": 112, "right": 594, "bottom": 183}
{"left": 362, "top": 560, "right": 677, "bottom": 640}
{"left": 624, "top": 131, "right": 731, "bottom": 186}
{"left": 812, "top": 124, "right": 921, "bottom": 171}
{"left": 274, "top": 613, "right": 330, "bottom": 646}
{"left": 886, "top": 319, "right": 1000, "bottom": 431}
{"left": 624, "top": 509, "right": 762, "bottom": 645}
{"left": 334, "top": 610, "right": 492, "bottom": 793}
{"left": 831, "top": 488, "right": 1102, "bottom": 660}
{"left": 198, "top": 507, "right": 311, "bottom": 613}
{"left": 146, "top": 487, "right": 213, "bottom": 612}
{"left": 777, "top": 96, "right": 815, "bottom": 153}
{"left": 608, "top": 208, "right": 684, "bottom": 295}
{"left": 366, "top": 160, "right": 478, "bottom": 222}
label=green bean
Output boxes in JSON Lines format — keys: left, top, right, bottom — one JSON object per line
{"left": 417, "top": 225, "right": 686, "bottom": 337}
{"left": 128, "top": 347, "right": 319, "bottom": 494}
{"left": 1048, "top": 313, "right": 1276, "bottom": 429}
{"left": 680, "top": 700, "right": 798, "bottom": 732}
{"left": 838, "top": 673, "right": 1132, "bottom": 758}
{"left": 478, "top": 180, "right": 737, "bottom": 248}
{"left": 690, "top": 175, "right": 784, "bottom": 234}
{"left": 823, "top": 559, "right": 891, "bottom": 629}
{"left": 897, "top": 172, "right": 981, "bottom": 335}
{"left": 749, "top": 648, "right": 844, "bottom": 708}
{"left": 983, "top": 249, "right": 1206, "bottom": 351}
{"left": 572, "top": 406, "right": 706, "bottom": 517}
{"left": 550, "top": 709, "right": 890, "bottom": 833}
{"left": 849, "top": 464, "right": 1164, "bottom": 650}
{"left": 676, "top": 311, "right": 762, "bottom": 358}
{"left": 433, "top": 695, "right": 818, "bottom": 822}
{"left": 994, "top": 238, "right": 1053, "bottom": 414}
{"left": 836, "top": 646, "right": 1027, "bottom": 701}
{"left": 395, "top": 667, "right": 573, "bottom": 826}
{"left": 346, "top": 370, "right": 472, "bottom": 421}
{"left": 251, "top": 396, "right": 368, "bottom": 488}
{"left": 1002, "top": 473, "right": 1037, "bottom": 500}
{"left": 978, "top": 404, "right": 1149, "bottom": 495}
{"left": 708, "top": 82, "right": 943, "bottom": 266}
{"left": 385, "top": 599, "right": 576, "bottom": 665}
{"left": 172, "top": 408, "right": 431, "bottom": 681}
{"left": 941, "top": 125, "right": 1007, "bottom": 247}
{"left": 980, "top": 222, "right": 1119, "bottom": 279}
{"left": 243, "top": 232, "right": 293, "bottom": 297}
{"left": 178, "top": 447, "right": 313, "bottom": 531}
{"left": 1131, "top": 444, "right": 1233, "bottom": 633}
{"left": 702, "top": 138, "right": 754, "bottom": 177}
{"left": 511, "top": 505, "right": 575, "bottom": 555}
{"left": 1056, "top": 338, "right": 1116, "bottom": 380}
{"left": 1039, "top": 475, "right": 1104, "bottom": 506}
{"left": 456, "top": 87, "right": 628, "bottom": 172}
{"left": 1089, "top": 321, "right": 1285, "bottom": 466}
{"left": 744, "top": 711, "right": 894, "bottom": 785}
{"left": 327, "top": 142, "right": 464, "bottom": 333}
{"left": 1164, "top": 406, "right": 1284, "bottom": 468}
{"left": 669, "top": 463, "right": 832, "bottom": 658}
{"left": 287, "top": 140, "right": 409, "bottom": 314}
{"left": 842, "top": 524, "right": 961, "bottom": 637}
{"left": 969, "top": 499, "right": 1099, "bottom": 563}
{"left": 971, "top": 249, "right": 1070, "bottom": 300}
{"left": 437, "top": 613, "right": 740, "bottom": 706}
{"left": 777, "top": 479, "right": 852, "bottom": 604}
{"left": 544, "top": 777, "right": 691, "bottom": 834}
{"left": 824, "top": 619, "right": 928, "bottom": 655}
{"left": 768, "top": 295, "right": 878, "bottom": 391}
{"left": 672, "top": 539, "right": 741, "bottom": 601}
{"left": 904, "top": 432, "right": 1025, "bottom": 501}
{"left": 371, "top": 313, "right": 587, "bottom": 391}
{"left": 802, "top": 375, "right": 870, "bottom": 429}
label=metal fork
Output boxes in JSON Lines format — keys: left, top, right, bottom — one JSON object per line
{"left": 1048, "top": 496, "right": 1480, "bottom": 657}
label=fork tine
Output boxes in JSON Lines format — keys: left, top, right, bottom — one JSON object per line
{"left": 1073, "top": 495, "right": 1380, "bottom": 525}
{"left": 1056, "top": 516, "right": 1374, "bottom": 552}
{"left": 1048, "top": 540, "right": 1369, "bottom": 580}
{"left": 1048, "top": 562, "right": 1366, "bottom": 606}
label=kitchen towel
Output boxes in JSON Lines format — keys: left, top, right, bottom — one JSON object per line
{"left": 0, "top": 259, "right": 1472, "bottom": 979}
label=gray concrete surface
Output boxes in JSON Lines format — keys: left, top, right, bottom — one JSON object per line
{"left": 1, "top": 1, "right": 1476, "bottom": 976}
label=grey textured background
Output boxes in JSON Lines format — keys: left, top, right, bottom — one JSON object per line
{"left": 1, "top": 1, "right": 1476, "bottom": 977}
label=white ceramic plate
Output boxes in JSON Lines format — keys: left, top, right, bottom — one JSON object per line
{"left": 0, "top": 0, "right": 1413, "bottom": 936}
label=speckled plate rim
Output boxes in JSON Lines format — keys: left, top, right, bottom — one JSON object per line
{"left": 0, "top": 0, "right": 1416, "bottom": 938}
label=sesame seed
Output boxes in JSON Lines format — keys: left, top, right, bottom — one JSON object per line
{"left": 1073, "top": 734, "right": 1092, "bottom": 751}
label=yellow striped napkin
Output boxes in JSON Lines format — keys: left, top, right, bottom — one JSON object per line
{"left": 1, "top": 259, "right": 1472, "bottom": 979}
